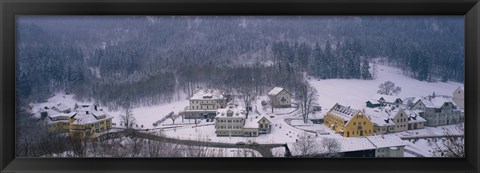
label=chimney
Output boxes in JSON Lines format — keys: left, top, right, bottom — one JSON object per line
{"left": 94, "top": 105, "right": 98, "bottom": 111}
{"left": 86, "top": 111, "right": 89, "bottom": 114}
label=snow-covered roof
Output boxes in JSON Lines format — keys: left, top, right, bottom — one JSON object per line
{"left": 402, "top": 97, "right": 417, "bottom": 105}
{"left": 215, "top": 106, "right": 246, "bottom": 119}
{"left": 48, "top": 112, "right": 77, "bottom": 119}
{"left": 363, "top": 106, "right": 403, "bottom": 126}
{"left": 52, "top": 103, "right": 70, "bottom": 112}
{"left": 71, "top": 105, "right": 112, "bottom": 125}
{"left": 287, "top": 135, "right": 407, "bottom": 156}
{"left": 404, "top": 109, "right": 426, "bottom": 123}
{"left": 71, "top": 112, "right": 113, "bottom": 125}
{"left": 286, "top": 137, "right": 376, "bottom": 156}
{"left": 366, "top": 135, "right": 407, "bottom": 148}
{"left": 244, "top": 117, "right": 259, "bottom": 128}
{"left": 327, "top": 103, "right": 359, "bottom": 122}
{"left": 337, "top": 137, "right": 377, "bottom": 152}
{"left": 373, "top": 94, "right": 401, "bottom": 103}
{"left": 417, "top": 96, "right": 456, "bottom": 109}
{"left": 366, "top": 99, "right": 381, "bottom": 105}
{"left": 243, "top": 115, "right": 272, "bottom": 128}
{"left": 190, "top": 89, "right": 224, "bottom": 100}
{"left": 368, "top": 114, "right": 394, "bottom": 126}
{"left": 257, "top": 115, "right": 273, "bottom": 123}
{"left": 268, "top": 87, "right": 286, "bottom": 96}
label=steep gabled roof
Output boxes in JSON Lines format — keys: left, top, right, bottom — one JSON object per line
{"left": 268, "top": 87, "right": 289, "bottom": 96}
{"left": 327, "top": 103, "right": 359, "bottom": 122}
{"left": 257, "top": 116, "right": 272, "bottom": 124}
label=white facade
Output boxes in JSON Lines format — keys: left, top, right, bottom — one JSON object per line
{"left": 268, "top": 87, "right": 292, "bottom": 108}
{"left": 183, "top": 89, "right": 227, "bottom": 119}
{"left": 214, "top": 107, "right": 272, "bottom": 137}
{"left": 452, "top": 86, "right": 464, "bottom": 109}
{"left": 411, "top": 96, "right": 463, "bottom": 126}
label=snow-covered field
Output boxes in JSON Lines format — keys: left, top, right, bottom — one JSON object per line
{"left": 309, "top": 64, "right": 463, "bottom": 111}
{"left": 29, "top": 64, "right": 464, "bottom": 156}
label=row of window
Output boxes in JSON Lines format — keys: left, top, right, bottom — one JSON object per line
{"left": 192, "top": 100, "right": 222, "bottom": 104}
{"left": 192, "top": 105, "right": 218, "bottom": 109}
{"left": 217, "top": 125, "right": 242, "bottom": 129}
{"left": 49, "top": 122, "right": 69, "bottom": 128}
{"left": 397, "top": 118, "right": 407, "bottom": 123}
{"left": 353, "top": 122, "right": 367, "bottom": 125}
{"left": 218, "top": 119, "right": 243, "bottom": 123}
{"left": 347, "top": 130, "right": 372, "bottom": 136}
{"left": 217, "top": 131, "right": 242, "bottom": 135}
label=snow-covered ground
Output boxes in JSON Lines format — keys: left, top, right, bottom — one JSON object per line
{"left": 109, "top": 100, "right": 190, "bottom": 129}
{"left": 29, "top": 64, "right": 464, "bottom": 156}
{"left": 309, "top": 64, "right": 463, "bottom": 112}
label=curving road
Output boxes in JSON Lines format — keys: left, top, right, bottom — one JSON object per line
{"left": 99, "top": 130, "right": 285, "bottom": 157}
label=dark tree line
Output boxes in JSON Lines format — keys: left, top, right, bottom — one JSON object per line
{"left": 16, "top": 16, "right": 464, "bottom": 110}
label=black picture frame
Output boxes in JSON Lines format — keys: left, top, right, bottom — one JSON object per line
{"left": 1, "top": 0, "right": 479, "bottom": 172}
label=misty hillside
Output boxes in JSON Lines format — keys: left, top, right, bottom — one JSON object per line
{"left": 16, "top": 16, "right": 464, "bottom": 109}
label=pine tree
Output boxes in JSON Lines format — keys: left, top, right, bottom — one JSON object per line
{"left": 361, "top": 58, "right": 372, "bottom": 79}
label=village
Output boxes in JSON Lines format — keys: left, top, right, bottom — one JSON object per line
{"left": 32, "top": 65, "right": 465, "bottom": 158}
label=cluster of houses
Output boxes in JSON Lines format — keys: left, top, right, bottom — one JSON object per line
{"left": 323, "top": 86, "right": 465, "bottom": 138}
{"left": 41, "top": 104, "right": 113, "bottom": 140}
{"left": 181, "top": 88, "right": 282, "bottom": 137}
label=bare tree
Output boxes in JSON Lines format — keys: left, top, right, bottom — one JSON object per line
{"left": 377, "top": 81, "right": 401, "bottom": 95}
{"left": 294, "top": 132, "right": 319, "bottom": 157}
{"left": 320, "top": 137, "right": 342, "bottom": 157}
{"left": 295, "top": 82, "right": 318, "bottom": 124}
{"left": 167, "top": 111, "right": 179, "bottom": 124}
{"left": 433, "top": 123, "right": 464, "bottom": 157}
{"left": 119, "top": 106, "right": 136, "bottom": 129}
{"left": 238, "top": 88, "right": 255, "bottom": 118}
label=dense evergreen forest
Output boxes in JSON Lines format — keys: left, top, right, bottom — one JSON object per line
{"left": 16, "top": 16, "right": 464, "bottom": 110}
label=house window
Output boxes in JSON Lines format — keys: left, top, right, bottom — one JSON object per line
{"left": 353, "top": 122, "right": 356, "bottom": 125}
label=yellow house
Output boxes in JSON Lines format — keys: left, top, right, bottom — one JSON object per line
{"left": 323, "top": 103, "right": 374, "bottom": 137}
{"left": 47, "top": 112, "right": 76, "bottom": 133}
{"left": 47, "top": 105, "right": 113, "bottom": 140}
{"left": 69, "top": 105, "right": 113, "bottom": 140}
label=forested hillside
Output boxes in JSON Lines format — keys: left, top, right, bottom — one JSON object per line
{"left": 16, "top": 16, "right": 464, "bottom": 109}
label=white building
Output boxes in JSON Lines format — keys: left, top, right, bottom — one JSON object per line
{"left": 411, "top": 96, "right": 463, "bottom": 126}
{"left": 214, "top": 106, "right": 272, "bottom": 137}
{"left": 268, "top": 87, "right": 292, "bottom": 108}
{"left": 452, "top": 86, "right": 464, "bottom": 109}
{"left": 365, "top": 106, "right": 424, "bottom": 134}
{"left": 366, "top": 135, "right": 407, "bottom": 157}
{"left": 183, "top": 89, "right": 227, "bottom": 119}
